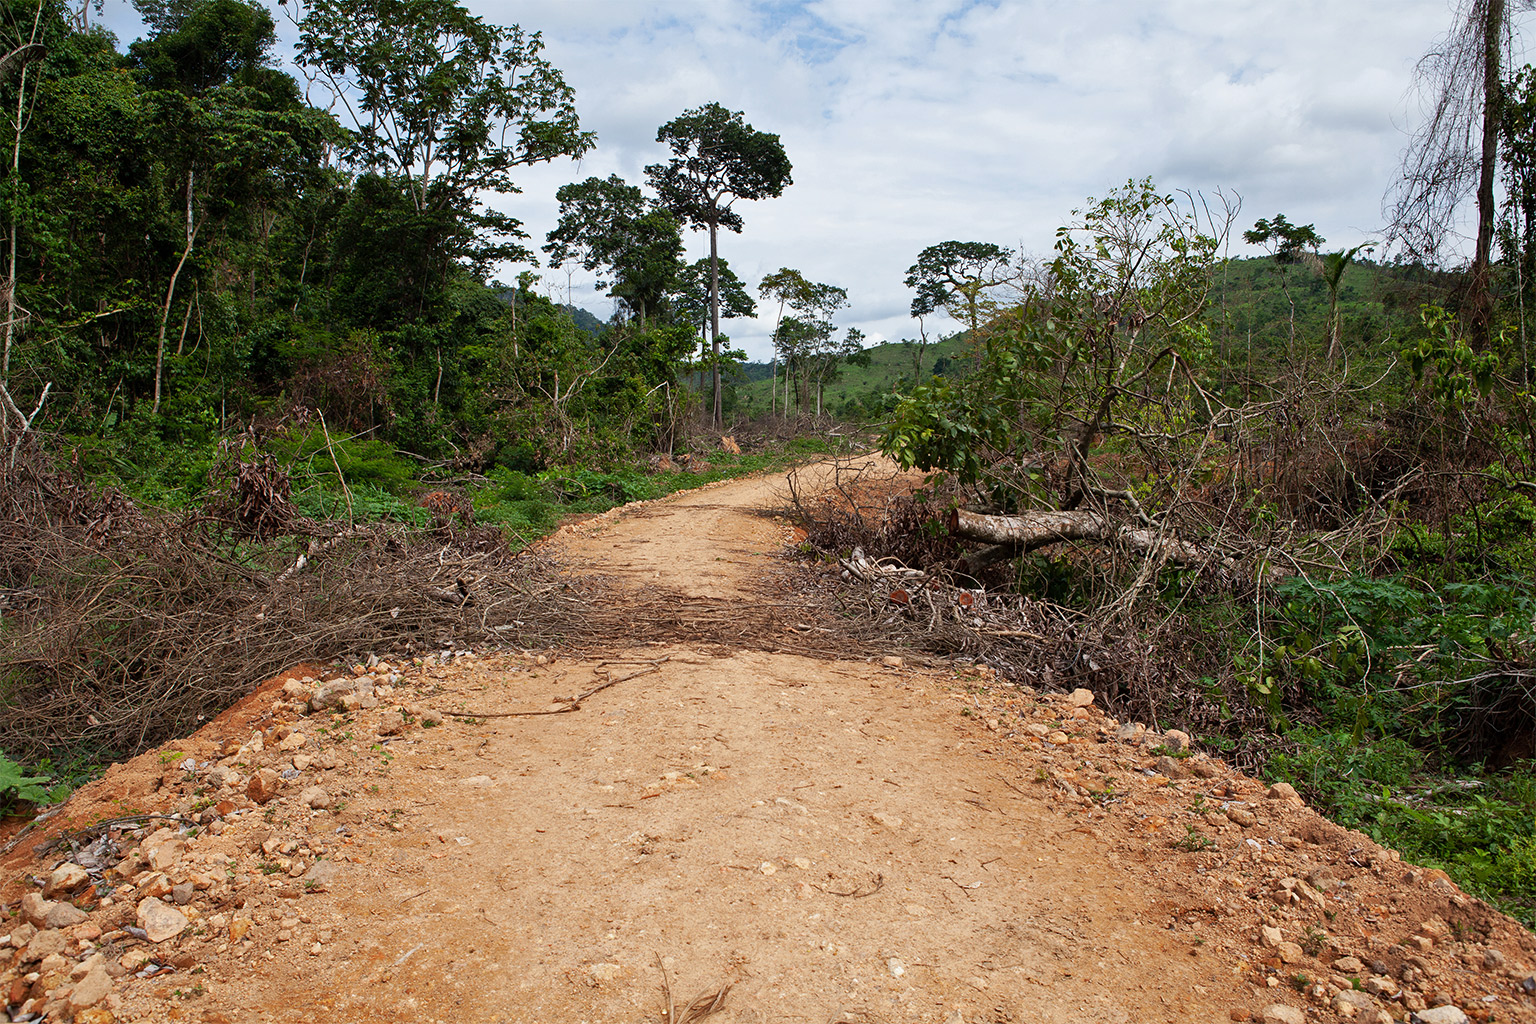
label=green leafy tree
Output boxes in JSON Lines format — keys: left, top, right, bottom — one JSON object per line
{"left": 646, "top": 102, "right": 791, "bottom": 424}
{"left": 131, "top": 0, "right": 335, "bottom": 415}
{"left": 904, "top": 240, "right": 1015, "bottom": 336}
{"left": 804, "top": 326, "right": 868, "bottom": 416}
{"left": 129, "top": 0, "right": 275, "bottom": 93}
{"left": 1320, "top": 244, "right": 1372, "bottom": 365}
{"left": 544, "top": 174, "right": 684, "bottom": 328}
{"left": 298, "top": 0, "right": 595, "bottom": 316}
{"left": 758, "top": 267, "right": 814, "bottom": 415}
{"left": 1244, "top": 214, "right": 1324, "bottom": 357}
{"left": 771, "top": 280, "right": 847, "bottom": 413}
{"left": 676, "top": 256, "right": 753, "bottom": 395}
{"left": 1500, "top": 62, "right": 1536, "bottom": 374}
{"left": 886, "top": 179, "right": 1224, "bottom": 517}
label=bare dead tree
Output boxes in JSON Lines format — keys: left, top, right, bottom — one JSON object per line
{"left": 1384, "top": 0, "right": 1533, "bottom": 347}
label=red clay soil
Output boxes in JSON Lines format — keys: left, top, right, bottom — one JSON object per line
{"left": 0, "top": 456, "right": 1532, "bottom": 1024}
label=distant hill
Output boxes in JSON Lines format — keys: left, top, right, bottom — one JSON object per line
{"left": 561, "top": 304, "right": 606, "bottom": 336}
{"left": 723, "top": 254, "right": 1458, "bottom": 419}
{"left": 488, "top": 286, "right": 606, "bottom": 337}
{"left": 728, "top": 334, "right": 971, "bottom": 418}
{"left": 1202, "top": 254, "right": 1454, "bottom": 370}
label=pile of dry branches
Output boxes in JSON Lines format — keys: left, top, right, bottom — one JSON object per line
{"left": 0, "top": 436, "right": 587, "bottom": 766}
{"left": 781, "top": 457, "right": 1286, "bottom": 758}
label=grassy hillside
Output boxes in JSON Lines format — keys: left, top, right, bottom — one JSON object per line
{"left": 729, "top": 334, "right": 972, "bottom": 418}
{"left": 722, "top": 255, "right": 1454, "bottom": 420}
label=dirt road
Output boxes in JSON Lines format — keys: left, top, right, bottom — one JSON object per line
{"left": 4, "top": 459, "right": 1533, "bottom": 1024}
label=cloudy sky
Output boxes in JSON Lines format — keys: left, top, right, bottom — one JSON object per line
{"left": 105, "top": 0, "right": 1510, "bottom": 359}
{"left": 480, "top": 0, "right": 1490, "bottom": 359}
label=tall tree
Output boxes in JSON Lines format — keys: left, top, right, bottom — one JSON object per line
{"left": 1320, "top": 244, "right": 1372, "bottom": 365}
{"left": 646, "top": 102, "right": 791, "bottom": 425}
{"left": 130, "top": 0, "right": 325, "bottom": 413}
{"left": 1385, "top": 0, "right": 1530, "bottom": 348}
{"left": 905, "top": 241, "right": 1014, "bottom": 336}
{"left": 676, "top": 256, "right": 753, "bottom": 394}
{"left": 298, "top": 0, "right": 594, "bottom": 316}
{"left": 544, "top": 174, "right": 684, "bottom": 328}
{"left": 758, "top": 267, "right": 813, "bottom": 415}
{"left": 770, "top": 279, "right": 846, "bottom": 412}
{"left": 0, "top": 0, "right": 49, "bottom": 439}
{"left": 1243, "top": 214, "right": 1324, "bottom": 358}
{"left": 805, "top": 326, "right": 867, "bottom": 416}
{"left": 1501, "top": 63, "right": 1536, "bottom": 370}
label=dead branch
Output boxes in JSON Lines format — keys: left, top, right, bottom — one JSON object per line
{"left": 655, "top": 953, "right": 732, "bottom": 1024}
{"left": 444, "top": 661, "right": 668, "bottom": 718}
{"left": 948, "top": 507, "right": 1219, "bottom": 565}
{"left": 812, "top": 872, "right": 884, "bottom": 898}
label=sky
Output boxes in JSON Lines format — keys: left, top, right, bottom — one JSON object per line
{"left": 484, "top": 0, "right": 1480, "bottom": 359}
{"left": 102, "top": 0, "right": 1511, "bottom": 360}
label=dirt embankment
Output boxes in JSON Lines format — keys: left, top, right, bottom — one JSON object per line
{"left": 1, "top": 457, "right": 1533, "bottom": 1024}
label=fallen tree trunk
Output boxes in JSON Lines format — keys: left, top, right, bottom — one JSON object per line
{"left": 948, "top": 508, "right": 1214, "bottom": 565}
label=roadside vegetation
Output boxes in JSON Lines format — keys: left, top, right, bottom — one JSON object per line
{"left": 0, "top": 0, "right": 1532, "bottom": 932}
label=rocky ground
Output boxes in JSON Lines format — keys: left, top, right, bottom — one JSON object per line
{"left": 1, "top": 459, "right": 1533, "bottom": 1024}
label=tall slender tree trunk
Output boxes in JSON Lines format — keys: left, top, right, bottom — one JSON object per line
{"left": 769, "top": 296, "right": 786, "bottom": 418}
{"left": 708, "top": 220, "right": 721, "bottom": 426}
{"left": 2, "top": 49, "right": 27, "bottom": 388}
{"left": 153, "top": 170, "right": 199, "bottom": 417}
{"left": 1472, "top": 0, "right": 1505, "bottom": 350}
{"left": 2, "top": 3, "right": 44, "bottom": 393}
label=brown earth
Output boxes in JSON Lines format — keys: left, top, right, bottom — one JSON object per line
{"left": 2, "top": 456, "right": 1535, "bottom": 1024}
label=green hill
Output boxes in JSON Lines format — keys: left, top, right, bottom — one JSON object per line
{"left": 720, "top": 255, "right": 1458, "bottom": 420}
{"left": 728, "top": 334, "right": 972, "bottom": 418}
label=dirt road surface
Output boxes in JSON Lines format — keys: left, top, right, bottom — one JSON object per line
{"left": 3, "top": 458, "right": 1533, "bottom": 1024}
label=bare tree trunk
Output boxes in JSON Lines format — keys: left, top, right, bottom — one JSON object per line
{"left": 769, "top": 295, "right": 787, "bottom": 418}
{"left": 913, "top": 319, "right": 928, "bottom": 383}
{"left": 2, "top": 7, "right": 44, "bottom": 389}
{"left": 153, "top": 170, "right": 200, "bottom": 416}
{"left": 708, "top": 220, "right": 722, "bottom": 426}
{"left": 948, "top": 508, "right": 1213, "bottom": 564}
{"left": 1470, "top": 0, "right": 1504, "bottom": 350}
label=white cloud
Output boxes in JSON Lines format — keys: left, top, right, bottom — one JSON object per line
{"left": 97, "top": 0, "right": 1503, "bottom": 359}
{"left": 496, "top": 0, "right": 1486, "bottom": 357}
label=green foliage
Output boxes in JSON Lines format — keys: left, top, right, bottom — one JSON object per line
{"left": 268, "top": 427, "right": 417, "bottom": 495}
{"left": 646, "top": 101, "right": 790, "bottom": 422}
{"left": 646, "top": 102, "right": 793, "bottom": 236}
{"left": 297, "top": 0, "right": 594, "bottom": 275}
{"left": 1404, "top": 305, "right": 1499, "bottom": 407}
{"left": 544, "top": 174, "right": 684, "bottom": 326}
{"left": 1256, "top": 571, "right": 1536, "bottom": 746}
{"left": 905, "top": 240, "right": 1014, "bottom": 331}
{"left": 0, "top": 748, "right": 58, "bottom": 812}
{"left": 1243, "top": 213, "right": 1323, "bottom": 263}
{"left": 1270, "top": 731, "right": 1536, "bottom": 925}
{"left": 886, "top": 179, "right": 1221, "bottom": 501}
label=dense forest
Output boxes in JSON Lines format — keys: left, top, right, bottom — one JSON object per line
{"left": 3, "top": 0, "right": 1536, "bottom": 928}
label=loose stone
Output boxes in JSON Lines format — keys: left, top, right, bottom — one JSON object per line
{"left": 136, "top": 897, "right": 189, "bottom": 943}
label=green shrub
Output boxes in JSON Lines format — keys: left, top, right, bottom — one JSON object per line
{"left": 0, "top": 749, "right": 60, "bottom": 813}
{"left": 1269, "top": 731, "right": 1535, "bottom": 926}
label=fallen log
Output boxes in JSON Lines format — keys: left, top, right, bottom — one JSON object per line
{"left": 948, "top": 508, "right": 1215, "bottom": 565}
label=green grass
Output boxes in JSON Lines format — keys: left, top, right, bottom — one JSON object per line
{"left": 51, "top": 423, "right": 849, "bottom": 552}
{"left": 730, "top": 334, "right": 973, "bottom": 418}
{"left": 478, "top": 436, "right": 846, "bottom": 546}
{"left": 1267, "top": 729, "right": 1536, "bottom": 927}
